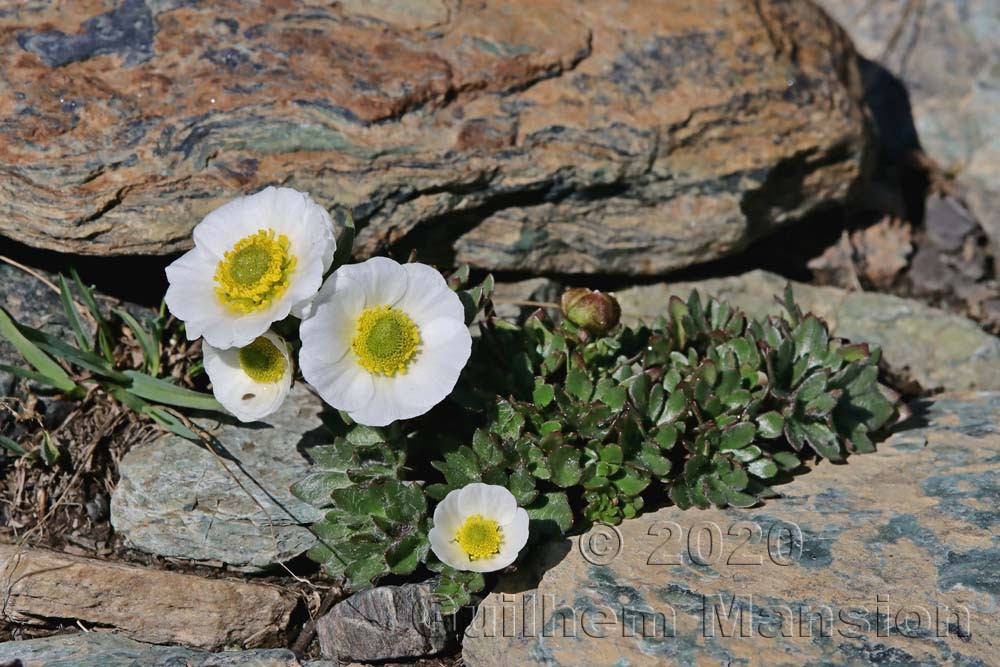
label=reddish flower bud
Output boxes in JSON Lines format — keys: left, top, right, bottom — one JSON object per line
{"left": 560, "top": 288, "right": 621, "bottom": 334}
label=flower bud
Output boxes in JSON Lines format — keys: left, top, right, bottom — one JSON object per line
{"left": 560, "top": 288, "right": 621, "bottom": 334}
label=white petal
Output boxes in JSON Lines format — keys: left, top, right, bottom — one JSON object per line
{"left": 464, "top": 549, "right": 519, "bottom": 573}
{"left": 428, "top": 526, "right": 469, "bottom": 571}
{"left": 267, "top": 189, "right": 336, "bottom": 272}
{"left": 269, "top": 189, "right": 336, "bottom": 317}
{"left": 395, "top": 263, "right": 465, "bottom": 328}
{"left": 334, "top": 257, "right": 408, "bottom": 308}
{"left": 299, "top": 275, "right": 365, "bottom": 364}
{"left": 206, "top": 307, "right": 281, "bottom": 349}
{"left": 347, "top": 376, "right": 407, "bottom": 427}
{"left": 193, "top": 190, "right": 274, "bottom": 259}
{"left": 459, "top": 483, "right": 517, "bottom": 524}
{"left": 501, "top": 507, "right": 530, "bottom": 554}
{"left": 164, "top": 247, "right": 230, "bottom": 342}
{"left": 300, "top": 351, "right": 375, "bottom": 413}
{"left": 432, "top": 489, "right": 466, "bottom": 536}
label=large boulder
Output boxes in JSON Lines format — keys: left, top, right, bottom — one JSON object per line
{"left": 616, "top": 270, "right": 1000, "bottom": 393}
{"left": 2, "top": 1, "right": 869, "bottom": 274}
{"left": 110, "top": 384, "right": 327, "bottom": 570}
{"left": 816, "top": 0, "right": 1000, "bottom": 259}
{"left": 463, "top": 391, "right": 1000, "bottom": 666}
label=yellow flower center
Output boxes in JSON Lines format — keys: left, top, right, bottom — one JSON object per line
{"left": 351, "top": 305, "right": 421, "bottom": 376}
{"left": 238, "top": 336, "right": 287, "bottom": 383}
{"left": 455, "top": 514, "right": 503, "bottom": 561}
{"left": 214, "top": 229, "right": 296, "bottom": 313}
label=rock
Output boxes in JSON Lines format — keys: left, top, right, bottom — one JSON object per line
{"left": 616, "top": 270, "right": 1000, "bottom": 393}
{"left": 0, "top": 544, "right": 297, "bottom": 650}
{"left": 464, "top": 391, "right": 1000, "bottom": 666}
{"left": 492, "top": 278, "right": 562, "bottom": 322}
{"left": 2, "top": 1, "right": 868, "bottom": 274}
{"left": 807, "top": 217, "right": 913, "bottom": 290}
{"left": 924, "top": 195, "right": 979, "bottom": 255}
{"left": 110, "top": 383, "right": 326, "bottom": 570}
{"left": 815, "top": 0, "right": 1000, "bottom": 259}
{"left": 316, "top": 583, "right": 448, "bottom": 663}
{"left": 0, "top": 633, "right": 304, "bottom": 667}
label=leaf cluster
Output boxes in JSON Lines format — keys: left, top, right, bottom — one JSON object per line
{"left": 0, "top": 270, "right": 221, "bottom": 448}
{"left": 295, "top": 280, "right": 896, "bottom": 613}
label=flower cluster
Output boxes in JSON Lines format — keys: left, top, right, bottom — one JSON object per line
{"left": 162, "top": 187, "right": 894, "bottom": 596}
{"left": 165, "top": 187, "right": 472, "bottom": 428}
{"left": 165, "top": 187, "right": 503, "bottom": 571}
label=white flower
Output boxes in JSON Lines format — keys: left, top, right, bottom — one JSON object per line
{"left": 299, "top": 257, "right": 471, "bottom": 427}
{"left": 203, "top": 330, "right": 293, "bottom": 422}
{"left": 165, "top": 186, "right": 336, "bottom": 349}
{"left": 428, "top": 483, "right": 530, "bottom": 572}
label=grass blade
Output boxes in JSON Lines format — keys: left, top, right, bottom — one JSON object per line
{"left": 71, "top": 268, "right": 115, "bottom": 363}
{"left": 124, "top": 370, "right": 222, "bottom": 411}
{"left": 0, "top": 362, "right": 72, "bottom": 389}
{"left": 109, "top": 387, "right": 204, "bottom": 441}
{"left": 0, "top": 434, "right": 28, "bottom": 457}
{"left": 146, "top": 406, "right": 204, "bottom": 441}
{"left": 58, "top": 275, "right": 92, "bottom": 352}
{"left": 0, "top": 308, "right": 81, "bottom": 396}
{"left": 115, "top": 308, "right": 160, "bottom": 375}
{"left": 19, "top": 323, "right": 128, "bottom": 383}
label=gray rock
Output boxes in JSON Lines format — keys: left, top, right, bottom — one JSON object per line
{"left": 316, "top": 583, "right": 448, "bottom": 662}
{"left": 0, "top": 633, "right": 303, "bottom": 667}
{"left": 924, "top": 194, "right": 978, "bottom": 254}
{"left": 110, "top": 384, "right": 327, "bottom": 570}
{"left": 616, "top": 270, "right": 1000, "bottom": 393}
{"left": 464, "top": 391, "right": 1000, "bottom": 666}
{"left": 492, "top": 278, "right": 562, "bottom": 322}
{"left": 816, "top": 0, "right": 1000, "bottom": 259}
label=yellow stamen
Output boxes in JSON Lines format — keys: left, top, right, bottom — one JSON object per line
{"left": 238, "top": 336, "right": 287, "bottom": 383}
{"left": 351, "top": 305, "right": 420, "bottom": 376}
{"left": 214, "top": 229, "right": 296, "bottom": 313}
{"left": 455, "top": 514, "right": 503, "bottom": 561}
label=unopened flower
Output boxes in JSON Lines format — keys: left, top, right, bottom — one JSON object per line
{"left": 428, "top": 483, "right": 529, "bottom": 572}
{"left": 299, "top": 257, "right": 471, "bottom": 426}
{"left": 560, "top": 287, "right": 621, "bottom": 334}
{"left": 165, "top": 187, "right": 336, "bottom": 348}
{"left": 203, "top": 330, "right": 293, "bottom": 422}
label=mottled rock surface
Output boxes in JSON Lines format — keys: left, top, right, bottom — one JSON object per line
{"left": 464, "top": 392, "right": 1000, "bottom": 666}
{"left": 110, "top": 384, "right": 326, "bottom": 570}
{"left": 0, "top": 633, "right": 306, "bottom": 667}
{"left": 816, "top": 0, "right": 1000, "bottom": 258}
{"left": 316, "top": 583, "right": 448, "bottom": 663}
{"left": 0, "top": 544, "right": 297, "bottom": 650}
{"left": 617, "top": 270, "right": 1000, "bottom": 393}
{"left": 2, "top": 1, "right": 868, "bottom": 273}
